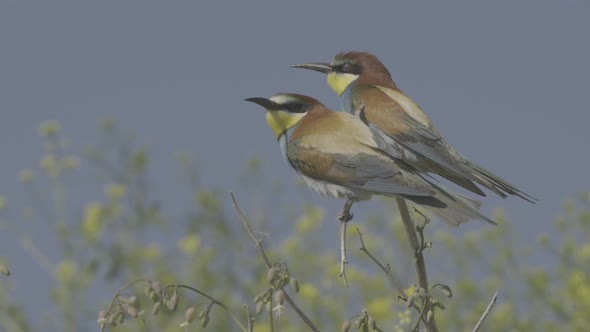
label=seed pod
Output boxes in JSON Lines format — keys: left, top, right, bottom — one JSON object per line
{"left": 256, "top": 301, "right": 264, "bottom": 315}
{"left": 267, "top": 267, "right": 277, "bottom": 284}
{"left": 97, "top": 310, "right": 108, "bottom": 325}
{"left": 167, "top": 291, "right": 179, "bottom": 311}
{"left": 254, "top": 293, "right": 264, "bottom": 303}
{"left": 152, "top": 301, "right": 161, "bottom": 316}
{"left": 130, "top": 296, "right": 139, "bottom": 307}
{"left": 341, "top": 320, "right": 351, "bottom": 332}
{"left": 121, "top": 303, "right": 138, "bottom": 318}
{"left": 289, "top": 278, "right": 299, "bottom": 292}
{"left": 416, "top": 286, "right": 426, "bottom": 297}
{"left": 151, "top": 281, "right": 162, "bottom": 297}
{"left": 354, "top": 318, "right": 362, "bottom": 328}
{"left": 107, "top": 314, "right": 117, "bottom": 327}
{"left": 185, "top": 307, "right": 196, "bottom": 324}
{"left": 274, "top": 289, "right": 285, "bottom": 305}
{"left": 368, "top": 317, "right": 377, "bottom": 330}
{"left": 406, "top": 294, "right": 415, "bottom": 307}
{"left": 426, "top": 310, "right": 433, "bottom": 323}
{"left": 198, "top": 306, "right": 210, "bottom": 319}
{"left": 148, "top": 290, "right": 158, "bottom": 302}
{"left": 201, "top": 315, "right": 210, "bottom": 328}
{"left": 144, "top": 285, "right": 152, "bottom": 297}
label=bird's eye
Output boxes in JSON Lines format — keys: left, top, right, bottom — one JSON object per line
{"left": 342, "top": 63, "right": 352, "bottom": 72}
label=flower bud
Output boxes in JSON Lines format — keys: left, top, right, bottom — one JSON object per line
{"left": 185, "top": 307, "right": 196, "bottom": 324}
{"left": 274, "top": 289, "right": 285, "bottom": 305}
{"left": 168, "top": 290, "right": 179, "bottom": 311}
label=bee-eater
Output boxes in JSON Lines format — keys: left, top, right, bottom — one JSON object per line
{"left": 292, "top": 51, "right": 536, "bottom": 202}
{"left": 245, "top": 93, "right": 495, "bottom": 226}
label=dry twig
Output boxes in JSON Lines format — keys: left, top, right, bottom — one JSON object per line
{"left": 230, "top": 191, "right": 320, "bottom": 332}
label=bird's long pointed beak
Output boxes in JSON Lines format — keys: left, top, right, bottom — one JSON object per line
{"left": 290, "top": 62, "right": 332, "bottom": 74}
{"left": 244, "top": 97, "right": 281, "bottom": 111}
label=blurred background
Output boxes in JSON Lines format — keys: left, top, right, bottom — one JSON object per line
{"left": 0, "top": 1, "right": 589, "bottom": 331}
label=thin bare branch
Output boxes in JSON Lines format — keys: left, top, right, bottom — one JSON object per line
{"left": 337, "top": 199, "right": 354, "bottom": 287}
{"left": 230, "top": 191, "right": 320, "bottom": 332}
{"left": 169, "top": 284, "right": 247, "bottom": 332}
{"left": 471, "top": 291, "right": 498, "bottom": 332}
{"left": 244, "top": 305, "right": 254, "bottom": 332}
{"left": 395, "top": 198, "right": 438, "bottom": 332}
{"left": 339, "top": 220, "right": 349, "bottom": 287}
{"left": 356, "top": 228, "right": 406, "bottom": 297}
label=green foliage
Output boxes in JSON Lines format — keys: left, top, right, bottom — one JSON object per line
{"left": 0, "top": 119, "right": 588, "bottom": 331}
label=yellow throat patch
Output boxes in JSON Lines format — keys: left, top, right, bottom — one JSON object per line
{"left": 266, "top": 111, "right": 306, "bottom": 138}
{"left": 327, "top": 72, "right": 358, "bottom": 96}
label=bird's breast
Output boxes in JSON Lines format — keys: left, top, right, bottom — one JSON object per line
{"left": 300, "top": 174, "right": 371, "bottom": 201}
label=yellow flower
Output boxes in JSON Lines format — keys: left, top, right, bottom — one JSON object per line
{"left": 366, "top": 296, "right": 391, "bottom": 320}
{"left": 56, "top": 260, "right": 78, "bottom": 283}
{"left": 61, "top": 156, "right": 80, "bottom": 170}
{"left": 144, "top": 243, "right": 162, "bottom": 260}
{"left": 178, "top": 234, "right": 201, "bottom": 256}
{"left": 0, "top": 196, "right": 6, "bottom": 209}
{"left": 39, "top": 120, "right": 61, "bottom": 137}
{"left": 295, "top": 206, "right": 324, "bottom": 234}
{"left": 18, "top": 169, "right": 34, "bottom": 183}
{"left": 105, "top": 183, "right": 127, "bottom": 201}
{"left": 40, "top": 155, "right": 60, "bottom": 177}
{"left": 298, "top": 283, "right": 319, "bottom": 301}
{"left": 82, "top": 202, "right": 103, "bottom": 241}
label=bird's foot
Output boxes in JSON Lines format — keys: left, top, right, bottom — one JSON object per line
{"left": 337, "top": 199, "right": 355, "bottom": 223}
{"left": 337, "top": 210, "right": 353, "bottom": 223}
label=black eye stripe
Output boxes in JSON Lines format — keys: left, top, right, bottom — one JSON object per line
{"left": 284, "top": 102, "right": 311, "bottom": 113}
{"left": 334, "top": 63, "right": 362, "bottom": 75}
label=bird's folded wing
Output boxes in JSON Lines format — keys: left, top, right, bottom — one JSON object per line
{"left": 358, "top": 85, "right": 469, "bottom": 178}
{"left": 286, "top": 141, "right": 435, "bottom": 197}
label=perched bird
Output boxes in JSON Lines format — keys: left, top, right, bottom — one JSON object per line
{"left": 245, "top": 93, "right": 495, "bottom": 226}
{"left": 291, "top": 51, "right": 536, "bottom": 202}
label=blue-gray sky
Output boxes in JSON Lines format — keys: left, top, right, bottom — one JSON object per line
{"left": 1, "top": 0, "right": 589, "bottom": 328}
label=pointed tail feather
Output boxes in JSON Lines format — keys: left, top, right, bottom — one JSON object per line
{"left": 426, "top": 192, "right": 496, "bottom": 226}
{"left": 411, "top": 179, "right": 496, "bottom": 226}
{"left": 464, "top": 160, "right": 537, "bottom": 203}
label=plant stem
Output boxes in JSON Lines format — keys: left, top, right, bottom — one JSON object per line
{"left": 230, "top": 191, "right": 320, "bottom": 332}
{"left": 395, "top": 198, "right": 438, "bottom": 332}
